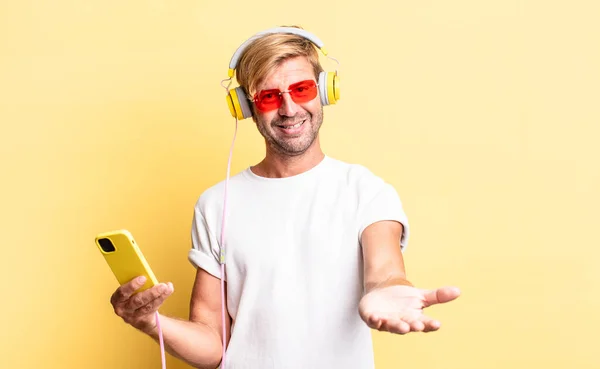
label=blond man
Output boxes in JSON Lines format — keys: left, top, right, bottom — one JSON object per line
{"left": 110, "top": 26, "right": 460, "bottom": 369}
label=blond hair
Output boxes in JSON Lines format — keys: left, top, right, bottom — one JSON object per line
{"left": 235, "top": 27, "right": 324, "bottom": 99}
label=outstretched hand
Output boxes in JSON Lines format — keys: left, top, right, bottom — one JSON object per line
{"left": 359, "top": 285, "right": 460, "bottom": 334}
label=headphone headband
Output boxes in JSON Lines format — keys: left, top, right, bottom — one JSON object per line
{"left": 227, "top": 27, "right": 328, "bottom": 78}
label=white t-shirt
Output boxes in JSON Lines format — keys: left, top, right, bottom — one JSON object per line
{"left": 188, "top": 156, "right": 409, "bottom": 369}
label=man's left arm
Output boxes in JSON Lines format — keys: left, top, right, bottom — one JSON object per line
{"left": 359, "top": 220, "right": 460, "bottom": 334}
{"left": 361, "top": 220, "right": 412, "bottom": 292}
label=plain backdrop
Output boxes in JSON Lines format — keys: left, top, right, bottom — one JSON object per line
{"left": 1, "top": 1, "right": 599, "bottom": 368}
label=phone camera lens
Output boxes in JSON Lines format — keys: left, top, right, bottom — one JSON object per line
{"left": 98, "top": 238, "right": 116, "bottom": 252}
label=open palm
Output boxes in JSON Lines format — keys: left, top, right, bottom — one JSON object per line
{"left": 359, "top": 285, "right": 460, "bottom": 334}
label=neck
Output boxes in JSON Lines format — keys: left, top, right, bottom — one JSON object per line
{"left": 252, "top": 137, "right": 325, "bottom": 178}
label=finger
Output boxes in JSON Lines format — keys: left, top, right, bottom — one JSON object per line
{"left": 364, "top": 314, "right": 384, "bottom": 330}
{"left": 394, "top": 315, "right": 426, "bottom": 332}
{"left": 379, "top": 318, "right": 411, "bottom": 335}
{"left": 422, "top": 286, "right": 461, "bottom": 307}
{"left": 111, "top": 276, "right": 147, "bottom": 305}
{"left": 132, "top": 287, "right": 172, "bottom": 317}
{"left": 419, "top": 316, "right": 441, "bottom": 332}
{"left": 125, "top": 283, "right": 172, "bottom": 311}
{"left": 407, "top": 319, "right": 425, "bottom": 332}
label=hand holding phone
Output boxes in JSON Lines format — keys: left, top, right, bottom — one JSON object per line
{"left": 110, "top": 274, "right": 174, "bottom": 335}
{"left": 95, "top": 230, "right": 174, "bottom": 335}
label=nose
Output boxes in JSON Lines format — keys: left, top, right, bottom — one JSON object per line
{"left": 278, "top": 92, "right": 299, "bottom": 117}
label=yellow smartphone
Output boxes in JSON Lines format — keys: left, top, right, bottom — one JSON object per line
{"left": 94, "top": 229, "right": 159, "bottom": 293}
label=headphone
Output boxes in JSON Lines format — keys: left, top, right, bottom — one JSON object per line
{"left": 225, "top": 27, "right": 340, "bottom": 120}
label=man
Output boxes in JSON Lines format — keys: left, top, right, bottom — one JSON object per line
{"left": 110, "top": 26, "right": 460, "bottom": 369}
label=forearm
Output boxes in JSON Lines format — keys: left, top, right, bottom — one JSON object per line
{"left": 361, "top": 221, "right": 413, "bottom": 294}
{"left": 147, "top": 313, "right": 223, "bottom": 369}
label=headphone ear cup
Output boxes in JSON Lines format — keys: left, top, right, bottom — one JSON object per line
{"left": 318, "top": 72, "right": 330, "bottom": 106}
{"left": 328, "top": 72, "right": 340, "bottom": 104}
{"left": 226, "top": 87, "right": 253, "bottom": 119}
{"left": 318, "top": 71, "right": 340, "bottom": 106}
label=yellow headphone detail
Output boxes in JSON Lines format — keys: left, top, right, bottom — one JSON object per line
{"left": 225, "top": 27, "right": 340, "bottom": 120}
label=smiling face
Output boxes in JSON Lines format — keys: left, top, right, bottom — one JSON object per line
{"left": 252, "top": 56, "right": 323, "bottom": 157}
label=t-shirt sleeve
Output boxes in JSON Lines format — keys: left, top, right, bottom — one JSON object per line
{"left": 357, "top": 180, "right": 410, "bottom": 251}
{"left": 188, "top": 202, "right": 226, "bottom": 280}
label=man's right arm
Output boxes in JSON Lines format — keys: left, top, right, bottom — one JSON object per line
{"left": 111, "top": 268, "right": 230, "bottom": 369}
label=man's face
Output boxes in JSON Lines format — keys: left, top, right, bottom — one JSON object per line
{"left": 252, "top": 56, "right": 323, "bottom": 157}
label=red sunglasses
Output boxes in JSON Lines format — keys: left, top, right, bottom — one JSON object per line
{"left": 252, "top": 80, "right": 318, "bottom": 112}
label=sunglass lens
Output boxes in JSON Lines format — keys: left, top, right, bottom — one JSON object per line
{"left": 289, "top": 80, "right": 317, "bottom": 103}
{"left": 256, "top": 89, "right": 281, "bottom": 111}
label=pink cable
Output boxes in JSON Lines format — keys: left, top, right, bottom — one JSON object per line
{"left": 155, "top": 311, "right": 166, "bottom": 369}
{"left": 152, "top": 80, "right": 237, "bottom": 369}
{"left": 218, "top": 116, "right": 239, "bottom": 368}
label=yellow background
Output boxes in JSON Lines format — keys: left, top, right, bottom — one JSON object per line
{"left": 1, "top": 1, "right": 599, "bottom": 368}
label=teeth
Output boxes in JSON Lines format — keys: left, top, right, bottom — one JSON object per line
{"left": 281, "top": 121, "right": 304, "bottom": 129}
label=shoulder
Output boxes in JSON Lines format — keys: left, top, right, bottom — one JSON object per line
{"left": 324, "top": 156, "right": 387, "bottom": 190}
{"left": 193, "top": 169, "right": 250, "bottom": 215}
{"left": 324, "top": 157, "right": 403, "bottom": 212}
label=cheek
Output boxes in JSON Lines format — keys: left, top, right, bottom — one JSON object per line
{"left": 301, "top": 100, "right": 321, "bottom": 116}
{"left": 255, "top": 111, "right": 275, "bottom": 127}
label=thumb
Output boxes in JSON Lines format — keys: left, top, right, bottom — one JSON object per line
{"left": 421, "top": 286, "right": 461, "bottom": 307}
